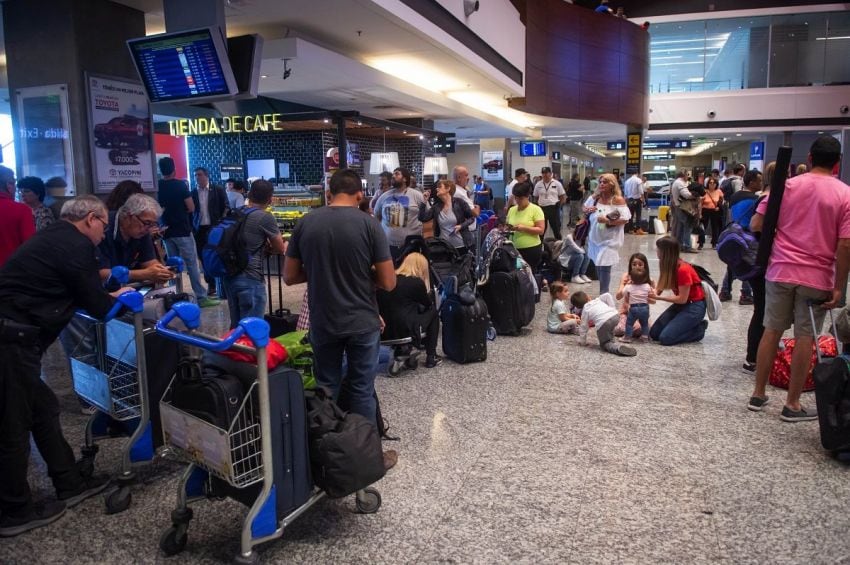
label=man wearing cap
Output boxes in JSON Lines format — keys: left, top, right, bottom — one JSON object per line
{"left": 532, "top": 167, "right": 566, "bottom": 240}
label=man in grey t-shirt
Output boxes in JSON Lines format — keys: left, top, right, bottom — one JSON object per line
{"left": 221, "top": 179, "right": 286, "bottom": 328}
{"left": 373, "top": 167, "right": 427, "bottom": 259}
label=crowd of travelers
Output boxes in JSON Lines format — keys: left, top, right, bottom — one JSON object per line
{"left": 0, "top": 135, "right": 848, "bottom": 538}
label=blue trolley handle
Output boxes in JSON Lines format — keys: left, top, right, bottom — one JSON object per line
{"left": 166, "top": 256, "right": 184, "bottom": 273}
{"left": 105, "top": 290, "right": 145, "bottom": 319}
{"left": 155, "top": 302, "right": 270, "bottom": 351}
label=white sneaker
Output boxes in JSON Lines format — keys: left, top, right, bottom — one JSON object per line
{"left": 580, "top": 275, "right": 592, "bottom": 283}
{"left": 571, "top": 276, "right": 585, "bottom": 284}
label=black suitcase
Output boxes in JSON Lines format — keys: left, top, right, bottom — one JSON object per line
{"left": 171, "top": 357, "right": 245, "bottom": 429}
{"left": 810, "top": 306, "right": 850, "bottom": 453}
{"left": 265, "top": 308, "right": 299, "bottom": 337}
{"left": 482, "top": 270, "right": 536, "bottom": 336}
{"left": 440, "top": 291, "right": 489, "bottom": 363}
{"left": 264, "top": 255, "right": 298, "bottom": 337}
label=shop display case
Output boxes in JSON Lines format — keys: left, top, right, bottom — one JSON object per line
{"left": 269, "top": 183, "right": 324, "bottom": 234}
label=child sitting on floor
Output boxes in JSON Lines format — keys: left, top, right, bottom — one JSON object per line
{"left": 571, "top": 291, "right": 637, "bottom": 356}
{"left": 615, "top": 253, "right": 654, "bottom": 343}
{"left": 547, "top": 281, "right": 580, "bottom": 334}
{"left": 557, "top": 233, "right": 592, "bottom": 284}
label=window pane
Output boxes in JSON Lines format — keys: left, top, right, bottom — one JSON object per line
{"left": 824, "top": 12, "right": 850, "bottom": 85}
{"left": 648, "top": 21, "right": 707, "bottom": 93}
{"left": 769, "top": 13, "right": 829, "bottom": 87}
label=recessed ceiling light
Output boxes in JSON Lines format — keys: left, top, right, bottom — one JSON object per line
{"left": 736, "top": 133, "right": 742, "bottom": 136}
{"left": 260, "top": 74, "right": 268, "bottom": 79}
{"left": 323, "top": 119, "right": 329, "bottom": 124}
{"left": 403, "top": 130, "right": 407, "bottom": 134}
{"left": 357, "top": 121, "right": 362, "bottom": 126}
{"left": 689, "top": 135, "right": 694, "bottom": 138}
{"left": 818, "top": 131, "right": 824, "bottom": 134}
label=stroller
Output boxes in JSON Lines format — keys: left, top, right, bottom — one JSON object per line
{"left": 426, "top": 238, "right": 476, "bottom": 293}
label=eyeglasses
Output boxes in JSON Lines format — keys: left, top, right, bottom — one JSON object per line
{"left": 90, "top": 212, "right": 108, "bottom": 228}
{"left": 134, "top": 215, "right": 158, "bottom": 229}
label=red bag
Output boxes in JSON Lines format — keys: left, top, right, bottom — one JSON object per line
{"left": 769, "top": 335, "right": 837, "bottom": 391}
{"left": 217, "top": 329, "right": 288, "bottom": 369}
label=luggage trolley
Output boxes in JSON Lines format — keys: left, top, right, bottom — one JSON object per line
{"left": 155, "top": 303, "right": 381, "bottom": 563}
{"left": 68, "top": 258, "right": 185, "bottom": 514}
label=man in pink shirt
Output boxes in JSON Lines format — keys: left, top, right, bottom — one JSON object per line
{"left": 0, "top": 166, "right": 35, "bottom": 267}
{"left": 747, "top": 137, "right": 850, "bottom": 422}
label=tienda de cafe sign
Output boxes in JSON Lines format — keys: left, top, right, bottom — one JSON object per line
{"left": 167, "top": 114, "right": 287, "bottom": 136}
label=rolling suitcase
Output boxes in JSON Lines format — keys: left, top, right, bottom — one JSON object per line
{"left": 264, "top": 255, "right": 299, "bottom": 337}
{"left": 809, "top": 306, "right": 850, "bottom": 453}
{"left": 482, "top": 270, "right": 535, "bottom": 336}
{"left": 440, "top": 287, "right": 489, "bottom": 364}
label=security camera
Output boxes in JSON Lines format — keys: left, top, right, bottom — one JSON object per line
{"left": 464, "top": 0, "right": 480, "bottom": 17}
{"left": 707, "top": 110, "right": 716, "bottom": 119}
{"left": 841, "top": 105, "right": 849, "bottom": 115}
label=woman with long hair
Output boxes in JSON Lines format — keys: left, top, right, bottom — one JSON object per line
{"left": 105, "top": 180, "right": 144, "bottom": 211}
{"left": 419, "top": 180, "right": 475, "bottom": 254}
{"left": 376, "top": 252, "right": 441, "bottom": 368}
{"left": 582, "top": 173, "right": 631, "bottom": 294}
{"left": 649, "top": 236, "right": 708, "bottom": 345}
{"left": 700, "top": 176, "right": 723, "bottom": 248}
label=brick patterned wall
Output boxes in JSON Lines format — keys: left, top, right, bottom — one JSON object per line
{"left": 188, "top": 129, "right": 438, "bottom": 187}
{"left": 187, "top": 131, "right": 324, "bottom": 186}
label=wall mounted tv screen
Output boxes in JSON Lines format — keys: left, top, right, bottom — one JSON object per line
{"left": 127, "top": 27, "right": 238, "bottom": 104}
{"left": 520, "top": 140, "right": 547, "bottom": 157}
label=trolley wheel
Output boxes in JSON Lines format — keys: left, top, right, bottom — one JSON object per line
{"left": 405, "top": 354, "right": 419, "bottom": 369}
{"left": 233, "top": 552, "right": 259, "bottom": 565}
{"left": 159, "top": 524, "right": 188, "bottom": 557}
{"left": 355, "top": 487, "right": 382, "bottom": 514}
{"left": 105, "top": 486, "right": 132, "bottom": 514}
{"left": 387, "top": 359, "right": 402, "bottom": 377}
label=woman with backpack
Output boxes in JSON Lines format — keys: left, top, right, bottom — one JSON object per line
{"left": 649, "top": 236, "right": 708, "bottom": 345}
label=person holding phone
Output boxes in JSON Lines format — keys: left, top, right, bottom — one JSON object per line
{"left": 506, "top": 180, "right": 545, "bottom": 271}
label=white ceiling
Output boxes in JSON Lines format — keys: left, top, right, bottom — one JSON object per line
{"left": 112, "top": 0, "right": 627, "bottom": 140}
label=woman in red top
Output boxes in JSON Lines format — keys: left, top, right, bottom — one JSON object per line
{"left": 649, "top": 236, "right": 708, "bottom": 345}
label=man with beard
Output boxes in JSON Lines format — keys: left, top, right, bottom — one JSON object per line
{"left": 372, "top": 167, "right": 427, "bottom": 259}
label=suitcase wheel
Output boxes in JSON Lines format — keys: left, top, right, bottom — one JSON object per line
{"left": 355, "top": 487, "right": 382, "bottom": 514}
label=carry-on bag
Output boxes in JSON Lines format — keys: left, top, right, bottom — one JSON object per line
{"left": 440, "top": 279, "right": 489, "bottom": 363}
{"left": 169, "top": 357, "right": 245, "bottom": 429}
{"left": 482, "top": 270, "right": 535, "bottom": 336}
{"left": 770, "top": 335, "right": 838, "bottom": 391}
{"left": 808, "top": 306, "right": 850, "bottom": 453}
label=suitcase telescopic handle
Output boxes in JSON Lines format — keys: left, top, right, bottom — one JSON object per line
{"left": 156, "top": 302, "right": 270, "bottom": 351}
{"left": 806, "top": 299, "right": 838, "bottom": 365}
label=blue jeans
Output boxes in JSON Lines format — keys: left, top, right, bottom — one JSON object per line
{"left": 626, "top": 303, "right": 650, "bottom": 338}
{"left": 674, "top": 208, "right": 694, "bottom": 250}
{"left": 222, "top": 274, "right": 266, "bottom": 329}
{"left": 164, "top": 236, "right": 207, "bottom": 300}
{"left": 721, "top": 267, "right": 752, "bottom": 298}
{"left": 310, "top": 329, "right": 381, "bottom": 422}
{"left": 597, "top": 265, "right": 612, "bottom": 295}
{"left": 649, "top": 301, "right": 707, "bottom": 345}
{"left": 567, "top": 253, "right": 590, "bottom": 278}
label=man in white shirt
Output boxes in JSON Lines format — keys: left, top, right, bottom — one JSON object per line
{"left": 623, "top": 172, "right": 646, "bottom": 235}
{"left": 532, "top": 167, "right": 566, "bottom": 239}
{"left": 670, "top": 170, "right": 697, "bottom": 253}
{"left": 506, "top": 168, "right": 528, "bottom": 210}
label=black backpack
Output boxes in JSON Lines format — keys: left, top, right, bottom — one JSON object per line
{"left": 720, "top": 177, "right": 735, "bottom": 200}
{"left": 170, "top": 357, "right": 245, "bottom": 429}
{"left": 201, "top": 207, "right": 260, "bottom": 278}
{"left": 690, "top": 264, "right": 718, "bottom": 291}
{"left": 304, "top": 388, "right": 386, "bottom": 498}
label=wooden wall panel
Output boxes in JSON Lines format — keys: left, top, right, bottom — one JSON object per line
{"left": 509, "top": 0, "right": 649, "bottom": 127}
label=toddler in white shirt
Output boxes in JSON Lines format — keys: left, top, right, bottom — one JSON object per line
{"left": 571, "top": 291, "right": 637, "bottom": 356}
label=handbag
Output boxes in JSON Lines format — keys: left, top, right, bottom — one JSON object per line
{"left": 679, "top": 197, "right": 699, "bottom": 218}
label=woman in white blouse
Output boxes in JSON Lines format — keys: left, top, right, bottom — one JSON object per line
{"left": 582, "top": 173, "right": 631, "bottom": 295}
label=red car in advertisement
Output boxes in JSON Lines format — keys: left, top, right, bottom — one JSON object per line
{"left": 94, "top": 115, "right": 151, "bottom": 151}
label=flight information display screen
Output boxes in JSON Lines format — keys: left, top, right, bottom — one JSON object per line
{"left": 128, "top": 28, "right": 236, "bottom": 103}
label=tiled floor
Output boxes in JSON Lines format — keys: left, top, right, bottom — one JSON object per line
{"left": 5, "top": 233, "right": 850, "bottom": 564}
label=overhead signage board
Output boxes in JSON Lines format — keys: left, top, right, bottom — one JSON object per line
{"left": 642, "top": 140, "right": 691, "bottom": 150}
{"left": 626, "top": 132, "right": 642, "bottom": 175}
{"left": 749, "top": 141, "right": 765, "bottom": 172}
{"left": 607, "top": 141, "right": 626, "bottom": 151}
{"left": 644, "top": 154, "right": 675, "bottom": 160}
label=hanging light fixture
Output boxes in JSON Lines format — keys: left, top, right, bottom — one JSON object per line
{"left": 423, "top": 156, "right": 449, "bottom": 176}
{"left": 369, "top": 126, "right": 399, "bottom": 174}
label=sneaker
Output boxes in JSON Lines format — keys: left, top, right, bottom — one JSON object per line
{"left": 639, "top": 335, "right": 650, "bottom": 343}
{"left": 383, "top": 449, "right": 399, "bottom": 471}
{"left": 719, "top": 290, "right": 732, "bottom": 302}
{"left": 697, "top": 244, "right": 704, "bottom": 250}
{"left": 57, "top": 474, "right": 111, "bottom": 508}
{"left": 739, "top": 295, "right": 754, "bottom": 305}
{"left": 619, "top": 336, "right": 633, "bottom": 343}
{"left": 616, "top": 344, "right": 637, "bottom": 356}
{"left": 571, "top": 276, "right": 586, "bottom": 284}
{"left": 198, "top": 297, "right": 221, "bottom": 308}
{"left": 635, "top": 229, "right": 648, "bottom": 235}
{"left": 779, "top": 406, "right": 818, "bottom": 423}
{"left": 742, "top": 361, "right": 756, "bottom": 374}
{"left": 579, "top": 275, "right": 591, "bottom": 283}
{"left": 747, "top": 396, "right": 770, "bottom": 412}
{"left": 425, "top": 355, "right": 443, "bottom": 368}
{"left": 0, "top": 501, "right": 66, "bottom": 537}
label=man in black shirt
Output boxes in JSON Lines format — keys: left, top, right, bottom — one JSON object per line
{"left": 0, "top": 196, "right": 134, "bottom": 537}
{"left": 157, "top": 157, "right": 218, "bottom": 308}
{"left": 284, "top": 170, "right": 396, "bottom": 463}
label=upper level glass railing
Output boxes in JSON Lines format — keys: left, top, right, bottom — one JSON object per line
{"left": 649, "top": 11, "right": 850, "bottom": 93}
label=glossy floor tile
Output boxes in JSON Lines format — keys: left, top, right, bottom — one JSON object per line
{"left": 5, "top": 234, "right": 849, "bottom": 564}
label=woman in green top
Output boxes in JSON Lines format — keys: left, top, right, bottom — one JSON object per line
{"left": 505, "top": 180, "right": 545, "bottom": 270}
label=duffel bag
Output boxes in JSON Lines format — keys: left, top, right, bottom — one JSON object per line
{"left": 769, "top": 336, "right": 837, "bottom": 391}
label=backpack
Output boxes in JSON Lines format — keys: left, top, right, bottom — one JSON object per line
{"left": 688, "top": 264, "right": 721, "bottom": 321}
{"left": 690, "top": 264, "right": 717, "bottom": 291}
{"left": 716, "top": 223, "right": 763, "bottom": 281}
{"left": 720, "top": 177, "right": 735, "bottom": 200}
{"left": 169, "top": 357, "right": 245, "bottom": 429}
{"left": 201, "top": 207, "right": 260, "bottom": 278}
